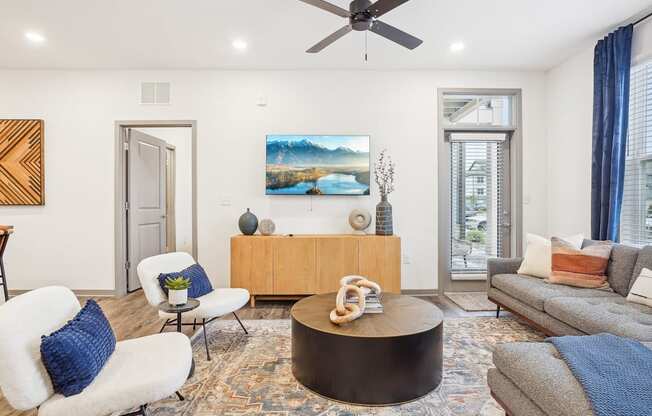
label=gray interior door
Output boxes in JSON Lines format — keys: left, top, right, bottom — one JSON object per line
{"left": 127, "top": 129, "right": 167, "bottom": 291}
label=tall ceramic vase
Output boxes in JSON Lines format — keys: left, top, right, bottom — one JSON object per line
{"left": 376, "top": 194, "right": 393, "bottom": 236}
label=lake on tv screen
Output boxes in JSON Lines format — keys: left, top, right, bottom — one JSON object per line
{"left": 266, "top": 136, "right": 370, "bottom": 196}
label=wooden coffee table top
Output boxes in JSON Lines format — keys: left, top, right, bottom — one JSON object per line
{"left": 291, "top": 293, "right": 443, "bottom": 338}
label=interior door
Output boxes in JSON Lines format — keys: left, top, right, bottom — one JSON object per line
{"left": 127, "top": 129, "right": 167, "bottom": 292}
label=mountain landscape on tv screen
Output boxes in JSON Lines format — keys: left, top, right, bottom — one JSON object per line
{"left": 266, "top": 137, "right": 370, "bottom": 195}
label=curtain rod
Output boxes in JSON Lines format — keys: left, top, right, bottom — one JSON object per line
{"left": 634, "top": 11, "right": 652, "bottom": 26}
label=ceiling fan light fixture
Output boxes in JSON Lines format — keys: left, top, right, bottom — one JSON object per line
{"left": 300, "top": 0, "right": 422, "bottom": 53}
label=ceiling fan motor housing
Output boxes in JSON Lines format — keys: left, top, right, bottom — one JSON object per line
{"left": 350, "top": 0, "right": 373, "bottom": 31}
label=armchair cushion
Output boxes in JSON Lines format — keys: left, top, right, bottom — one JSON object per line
{"left": 38, "top": 333, "right": 192, "bottom": 416}
{"left": 40, "top": 300, "right": 116, "bottom": 397}
{"left": 158, "top": 263, "right": 213, "bottom": 299}
{"left": 0, "top": 287, "right": 81, "bottom": 410}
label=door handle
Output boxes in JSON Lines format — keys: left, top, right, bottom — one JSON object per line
{"left": 161, "top": 215, "right": 167, "bottom": 219}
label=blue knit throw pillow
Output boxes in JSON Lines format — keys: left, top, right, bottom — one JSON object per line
{"left": 158, "top": 263, "right": 214, "bottom": 299}
{"left": 40, "top": 300, "right": 116, "bottom": 397}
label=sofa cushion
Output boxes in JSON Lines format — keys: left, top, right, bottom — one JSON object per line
{"left": 545, "top": 296, "right": 652, "bottom": 341}
{"left": 492, "top": 342, "right": 592, "bottom": 416}
{"left": 491, "top": 274, "right": 618, "bottom": 311}
{"left": 584, "top": 240, "right": 639, "bottom": 296}
{"left": 631, "top": 246, "right": 652, "bottom": 292}
{"left": 487, "top": 368, "right": 547, "bottom": 416}
{"left": 549, "top": 238, "right": 612, "bottom": 288}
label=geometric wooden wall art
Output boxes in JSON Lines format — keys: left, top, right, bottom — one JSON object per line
{"left": 0, "top": 120, "right": 44, "bottom": 205}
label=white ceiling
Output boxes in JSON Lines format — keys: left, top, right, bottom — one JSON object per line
{"left": 2, "top": 0, "right": 651, "bottom": 71}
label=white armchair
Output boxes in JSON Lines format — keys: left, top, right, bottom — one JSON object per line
{"left": 137, "top": 252, "right": 250, "bottom": 360}
{"left": 0, "top": 286, "right": 192, "bottom": 416}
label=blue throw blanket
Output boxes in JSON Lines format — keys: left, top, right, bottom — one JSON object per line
{"left": 547, "top": 333, "right": 652, "bottom": 416}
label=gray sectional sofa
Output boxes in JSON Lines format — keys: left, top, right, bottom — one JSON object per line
{"left": 486, "top": 240, "right": 652, "bottom": 416}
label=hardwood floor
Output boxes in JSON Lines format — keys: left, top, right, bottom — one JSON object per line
{"left": 0, "top": 291, "right": 501, "bottom": 415}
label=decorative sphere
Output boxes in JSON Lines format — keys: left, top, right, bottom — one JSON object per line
{"left": 348, "top": 209, "right": 372, "bottom": 232}
{"left": 238, "top": 208, "right": 258, "bottom": 235}
{"left": 259, "top": 219, "right": 276, "bottom": 236}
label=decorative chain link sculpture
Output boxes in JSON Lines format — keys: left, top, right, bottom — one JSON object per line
{"left": 329, "top": 275, "right": 382, "bottom": 325}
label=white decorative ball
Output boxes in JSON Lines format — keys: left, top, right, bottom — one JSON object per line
{"left": 259, "top": 219, "right": 276, "bottom": 236}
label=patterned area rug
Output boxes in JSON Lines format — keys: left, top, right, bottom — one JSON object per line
{"left": 148, "top": 317, "right": 542, "bottom": 415}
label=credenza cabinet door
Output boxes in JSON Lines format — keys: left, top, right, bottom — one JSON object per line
{"left": 274, "top": 238, "right": 316, "bottom": 294}
{"left": 231, "top": 237, "right": 274, "bottom": 294}
{"left": 358, "top": 237, "right": 401, "bottom": 293}
{"left": 316, "top": 237, "right": 359, "bottom": 294}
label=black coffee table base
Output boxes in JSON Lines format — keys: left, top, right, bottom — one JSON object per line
{"left": 291, "top": 318, "right": 443, "bottom": 405}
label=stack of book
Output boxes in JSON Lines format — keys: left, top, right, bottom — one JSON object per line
{"left": 346, "top": 291, "right": 383, "bottom": 314}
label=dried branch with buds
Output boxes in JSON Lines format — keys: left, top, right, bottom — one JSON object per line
{"left": 374, "top": 149, "right": 395, "bottom": 198}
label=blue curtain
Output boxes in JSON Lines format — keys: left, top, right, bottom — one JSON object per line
{"left": 591, "top": 25, "right": 633, "bottom": 242}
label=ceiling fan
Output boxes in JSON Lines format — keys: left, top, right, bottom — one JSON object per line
{"left": 298, "top": 0, "right": 423, "bottom": 53}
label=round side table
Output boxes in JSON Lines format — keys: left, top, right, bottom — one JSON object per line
{"left": 158, "top": 298, "right": 200, "bottom": 332}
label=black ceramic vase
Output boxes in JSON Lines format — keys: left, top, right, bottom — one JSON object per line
{"left": 239, "top": 208, "right": 259, "bottom": 235}
{"left": 376, "top": 195, "right": 393, "bottom": 236}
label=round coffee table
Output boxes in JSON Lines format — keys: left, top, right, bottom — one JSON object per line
{"left": 291, "top": 293, "right": 443, "bottom": 405}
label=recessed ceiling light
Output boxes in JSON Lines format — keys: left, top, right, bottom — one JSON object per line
{"left": 450, "top": 42, "right": 465, "bottom": 53}
{"left": 232, "top": 39, "right": 248, "bottom": 51}
{"left": 25, "top": 31, "right": 46, "bottom": 44}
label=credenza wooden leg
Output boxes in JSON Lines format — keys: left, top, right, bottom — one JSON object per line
{"left": 250, "top": 295, "right": 256, "bottom": 308}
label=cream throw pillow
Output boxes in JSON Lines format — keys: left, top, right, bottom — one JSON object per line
{"left": 517, "top": 233, "right": 584, "bottom": 278}
{"left": 627, "top": 267, "right": 652, "bottom": 307}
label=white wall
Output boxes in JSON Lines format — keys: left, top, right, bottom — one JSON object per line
{"left": 546, "top": 19, "right": 652, "bottom": 237}
{"left": 545, "top": 48, "right": 594, "bottom": 237}
{"left": 136, "top": 127, "right": 193, "bottom": 254}
{"left": 0, "top": 69, "right": 546, "bottom": 292}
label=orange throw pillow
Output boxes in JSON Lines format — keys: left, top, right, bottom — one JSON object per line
{"left": 548, "top": 237, "right": 612, "bottom": 289}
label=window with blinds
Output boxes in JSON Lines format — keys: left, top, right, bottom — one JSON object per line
{"left": 621, "top": 61, "right": 652, "bottom": 247}
{"left": 449, "top": 133, "right": 508, "bottom": 275}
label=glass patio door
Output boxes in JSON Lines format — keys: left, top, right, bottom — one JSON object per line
{"left": 448, "top": 132, "right": 511, "bottom": 278}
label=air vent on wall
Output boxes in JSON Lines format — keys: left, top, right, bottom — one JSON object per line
{"left": 140, "top": 82, "right": 170, "bottom": 105}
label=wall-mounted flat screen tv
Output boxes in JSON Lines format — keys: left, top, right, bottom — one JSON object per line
{"left": 266, "top": 135, "right": 370, "bottom": 195}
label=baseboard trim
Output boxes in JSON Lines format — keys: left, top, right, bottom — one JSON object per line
{"left": 401, "top": 289, "right": 437, "bottom": 297}
{"left": 9, "top": 289, "right": 116, "bottom": 297}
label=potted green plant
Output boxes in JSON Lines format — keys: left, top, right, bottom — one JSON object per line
{"left": 164, "top": 276, "right": 192, "bottom": 306}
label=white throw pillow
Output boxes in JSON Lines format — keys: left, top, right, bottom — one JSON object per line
{"left": 517, "top": 233, "right": 584, "bottom": 278}
{"left": 627, "top": 268, "right": 652, "bottom": 307}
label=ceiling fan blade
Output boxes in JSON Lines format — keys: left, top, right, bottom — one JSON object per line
{"left": 370, "top": 20, "right": 422, "bottom": 49}
{"left": 365, "top": 0, "right": 410, "bottom": 18}
{"left": 298, "top": 0, "right": 350, "bottom": 17}
{"left": 307, "top": 25, "right": 353, "bottom": 53}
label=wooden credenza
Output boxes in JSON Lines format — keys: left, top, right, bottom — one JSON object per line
{"left": 231, "top": 234, "right": 401, "bottom": 306}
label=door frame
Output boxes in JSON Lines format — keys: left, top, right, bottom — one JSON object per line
{"left": 165, "top": 144, "right": 177, "bottom": 253}
{"left": 114, "top": 120, "right": 198, "bottom": 297}
{"left": 436, "top": 88, "right": 523, "bottom": 293}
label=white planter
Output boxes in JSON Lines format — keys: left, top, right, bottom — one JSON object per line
{"left": 168, "top": 289, "right": 188, "bottom": 306}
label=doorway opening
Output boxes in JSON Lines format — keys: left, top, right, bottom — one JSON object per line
{"left": 114, "top": 121, "right": 197, "bottom": 296}
{"left": 437, "top": 90, "right": 522, "bottom": 293}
